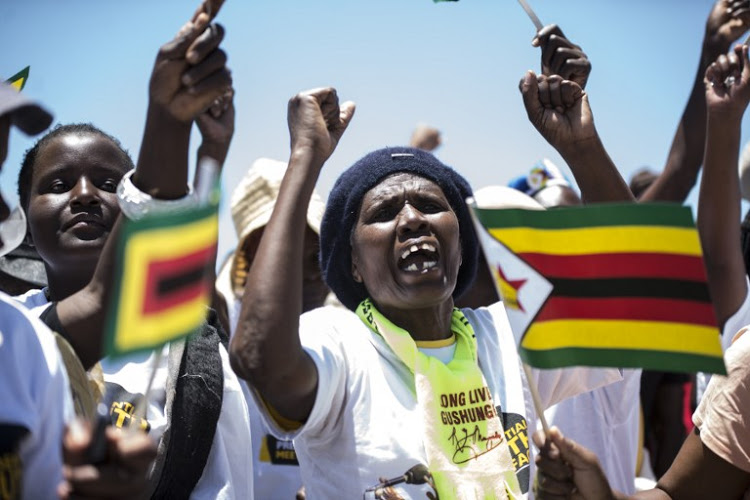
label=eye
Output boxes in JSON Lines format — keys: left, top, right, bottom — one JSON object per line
{"left": 49, "top": 180, "right": 68, "bottom": 193}
{"left": 100, "top": 179, "right": 118, "bottom": 193}
{"left": 417, "top": 199, "right": 447, "bottom": 214}
{"left": 369, "top": 205, "right": 398, "bottom": 223}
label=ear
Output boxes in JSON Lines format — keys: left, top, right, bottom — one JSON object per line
{"left": 351, "top": 259, "right": 363, "bottom": 283}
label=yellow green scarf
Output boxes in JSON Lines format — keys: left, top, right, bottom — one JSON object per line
{"left": 356, "top": 299, "right": 521, "bottom": 499}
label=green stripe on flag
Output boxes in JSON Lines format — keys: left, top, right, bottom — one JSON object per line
{"left": 473, "top": 203, "right": 695, "bottom": 230}
{"left": 520, "top": 347, "right": 726, "bottom": 374}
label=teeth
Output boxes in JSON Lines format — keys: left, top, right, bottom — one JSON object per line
{"left": 422, "top": 261, "right": 436, "bottom": 270}
{"left": 401, "top": 243, "right": 437, "bottom": 260}
{"left": 406, "top": 263, "right": 418, "bottom": 272}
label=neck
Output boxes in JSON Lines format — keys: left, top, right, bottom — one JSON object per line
{"left": 376, "top": 298, "right": 456, "bottom": 342}
{"left": 45, "top": 262, "right": 95, "bottom": 301}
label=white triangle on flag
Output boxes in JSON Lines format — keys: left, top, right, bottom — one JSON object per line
{"left": 467, "top": 199, "right": 553, "bottom": 345}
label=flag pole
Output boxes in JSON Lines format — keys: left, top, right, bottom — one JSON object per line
{"left": 129, "top": 347, "right": 164, "bottom": 436}
{"left": 521, "top": 363, "right": 549, "bottom": 435}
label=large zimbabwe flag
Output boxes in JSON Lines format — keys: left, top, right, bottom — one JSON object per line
{"left": 104, "top": 203, "right": 218, "bottom": 357}
{"left": 469, "top": 202, "right": 726, "bottom": 375}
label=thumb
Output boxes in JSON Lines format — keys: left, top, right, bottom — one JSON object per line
{"left": 339, "top": 101, "right": 356, "bottom": 130}
{"left": 519, "top": 70, "right": 542, "bottom": 121}
{"left": 548, "top": 427, "right": 597, "bottom": 470}
{"left": 62, "top": 418, "right": 92, "bottom": 466}
{"left": 740, "top": 44, "right": 750, "bottom": 85}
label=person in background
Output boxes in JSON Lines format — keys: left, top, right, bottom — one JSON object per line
{"left": 0, "top": 82, "right": 155, "bottom": 500}
{"left": 409, "top": 123, "right": 441, "bottom": 152}
{"left": 507, "top": 158, "right": 582, "bottom": 208}
{"left": 215, "top": 157, "right": 328, "bottom": 499}
{"left": 13, "top": 1, "right": 254, "bottom": 497}
{"left": 532, "top": 34, "right": 750, "bottom": 500}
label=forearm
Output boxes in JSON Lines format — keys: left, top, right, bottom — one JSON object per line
{"left": 56, "top": 218, "right": 123, "bottom": 369}
{"left": 560, "top": 136, "right": 635, "bottom": 203}
{"left": 641, "top": 65, "right": 708, "bottom": 202}
{"left": 230, "top": 148, "right": 320, "bottom": 420}
{"left": 698, "top": 111, "right": 747, "bottom": 326}
{"left": 133, "top": 104, "right": 192, "bottom": 199}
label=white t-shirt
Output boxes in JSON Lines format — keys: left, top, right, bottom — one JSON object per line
{"left": 251, "top": 303, "right": 621, "bottom": 499}
{"left": 15, "top": 288, "right": 254, "bottom": 500}
{"left": 0, "top": 291, "right": 74, "bottom": 499}
{"left": 216, "top": 263, "right": 305, "bottom": 500}
{"left": 696, "top": 276, "right": 750, "bottom": 401}
{"left": 542, "top": 369, "right": 641, "bottom": 495}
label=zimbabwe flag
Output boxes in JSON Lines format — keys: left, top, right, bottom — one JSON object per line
{"left": 104, "top": 204, "right": 218, "bottom": 357}
{"left": 469, "top": 202, "right": 726, "bottom": 375}
{"left": 5, "top": 66, "right": 29, "bottom": 91}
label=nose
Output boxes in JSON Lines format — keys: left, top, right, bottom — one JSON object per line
{"left": 397, "top": 202, "right": 428, "bottom": 237}
{"left": 70, "top": 177, "right": 101, "bottom": 207}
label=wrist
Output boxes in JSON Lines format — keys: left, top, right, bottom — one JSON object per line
{"left": 707, "top": 107, "right": 745, "bottom": 125}
{"left": 557, "top": 134, "right": 602, "bottom": 163}
{"left": 198, "top": 143, "right": 228, "bottom": 166}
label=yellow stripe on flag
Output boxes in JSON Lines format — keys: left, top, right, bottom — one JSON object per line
{"left": 489, "top": 226, "right": 702, "bottom": 257}
{"left": 521, "top": 319, "right": 723, "bottom": 358}
{"left": 115, "top": 215, "right": 217, "bottom": 351}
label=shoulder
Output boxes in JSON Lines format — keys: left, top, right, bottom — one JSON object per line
{"left": 12, "top": 288, "right": 49, "bottom": 316}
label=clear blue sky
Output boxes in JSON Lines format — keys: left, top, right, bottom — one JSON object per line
{"left": 2, "top": 0, "right": 747, "bottom": 261}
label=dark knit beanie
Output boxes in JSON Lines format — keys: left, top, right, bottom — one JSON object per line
{"left": 320, "top": 146, "right": 478, "bottom": 311}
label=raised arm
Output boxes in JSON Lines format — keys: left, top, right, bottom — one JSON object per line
{"left": 699, "top": 44, "right": 750, "bottom": 328}
{"left": 230, "top": 88, "right": 355, "bottom": 422}
{"left": 53, "top": 0, "right": 232, "bottom": 369}
{"left": 519, "top": 72, "right": 634, "bottom": 203}
{"left": 641, "top": 0, "right": 750, "bottom": 202}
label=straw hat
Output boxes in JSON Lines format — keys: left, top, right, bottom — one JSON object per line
{"left": 225, "top": 158, "right": 325, "bottom": 297}
{"left": 740, "top": 142, "right": 750, "bottom": 202}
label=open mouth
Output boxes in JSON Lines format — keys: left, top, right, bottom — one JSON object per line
{"left": 399, "top": 242, "right": 439, "bottom": 274}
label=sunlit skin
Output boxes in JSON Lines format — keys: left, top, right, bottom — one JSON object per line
{"left": 350, "top": 173, "right": 461, "bottom": 341}
{"left": 26, "top": 132, "right": 131, "bottom": 300}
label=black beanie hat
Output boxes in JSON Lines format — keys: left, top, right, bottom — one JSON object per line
{"left": 320, "top": 146, "right": 478, "bottom": 311}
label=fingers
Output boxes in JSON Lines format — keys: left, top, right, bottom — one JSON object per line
{"left": 107, "top": 427, "right": 157, "bottom": 476}
{"left": 62, "top": 419, "right": 93, "bottom": 467}
{"left": 175, "top": 68, "right": 233, "bottom": 115}
{"left": 191, "top": 0, "right": 225, "bottom": 23}
{"left": 160, "top": 12, "right": 211, "bottom": 60}
{"left": 548, "top": 47, "right": 591, "bottom": 87}
{"left": 335, "top": 101, "right": 357, "bottom": 137}
{"left": 182, "top": 47, "right": 228, "bottom": 87}
{"left": 532, "top": 24, "right": 565, "bottom": 48}
{"left": 519, "top": 70, "right": 542, "bottom": 120}
{"left": 187, "top": 23, "right": 225, "bottom": 65}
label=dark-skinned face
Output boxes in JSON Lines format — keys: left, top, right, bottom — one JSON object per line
{"left": 26, "top": 132, "right": 130, "bottom": 272}
{"left": 241, "top": 224, "right": 329, "bottom": 313}
{"left": 351, "top": 173, "right": 461, "bottom": 311}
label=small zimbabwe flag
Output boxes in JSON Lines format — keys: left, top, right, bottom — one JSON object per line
{"left": 469, "top": 202, "right": 726, "bottom": 375}
{"left": 104, "top": 203, "right": 218, "bottom": 357}
{"left": 6, "top": 66, "right": 29, "bottom": 91}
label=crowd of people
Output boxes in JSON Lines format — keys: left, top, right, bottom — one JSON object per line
{"left": 2, "top": 0, "right": 750, "bottom": 498}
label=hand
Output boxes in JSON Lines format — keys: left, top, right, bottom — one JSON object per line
{"left": 520, "top": 71, "right": 596, "bottom": 156}
{"left": 532, "top": 24, "right": 591, "bottom": 89}
{"left": 532, "top": 427, "right": 615, "bottom": 500}
{"left": 149, "top": 0, "right": 231, "bottom": 123}
{"left": 287, "top": 87, "right": 356, "bottom": 166}
{"left": 705, "top": 0, "right": 750, "bottom": 55}
{"left": 59, "top": 419, "right": 157, "bottom": 499}
{"left": 705, "top": 44, "right": 750, "bottom": 118}
{"left": 197, "top": 88, "right": 235, "bottom": 165}
{"left": 410, "top": 124, "right": 441, "bottom": 151}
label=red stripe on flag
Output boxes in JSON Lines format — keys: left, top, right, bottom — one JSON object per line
{"left": 535, "top": 296, "right": 717, "bottom": 326}
{"left": 143, "top": 246, "right": 215, "bottom": 315}
{"left": 519, "top": 252, "right": 708, "bottom": 281}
